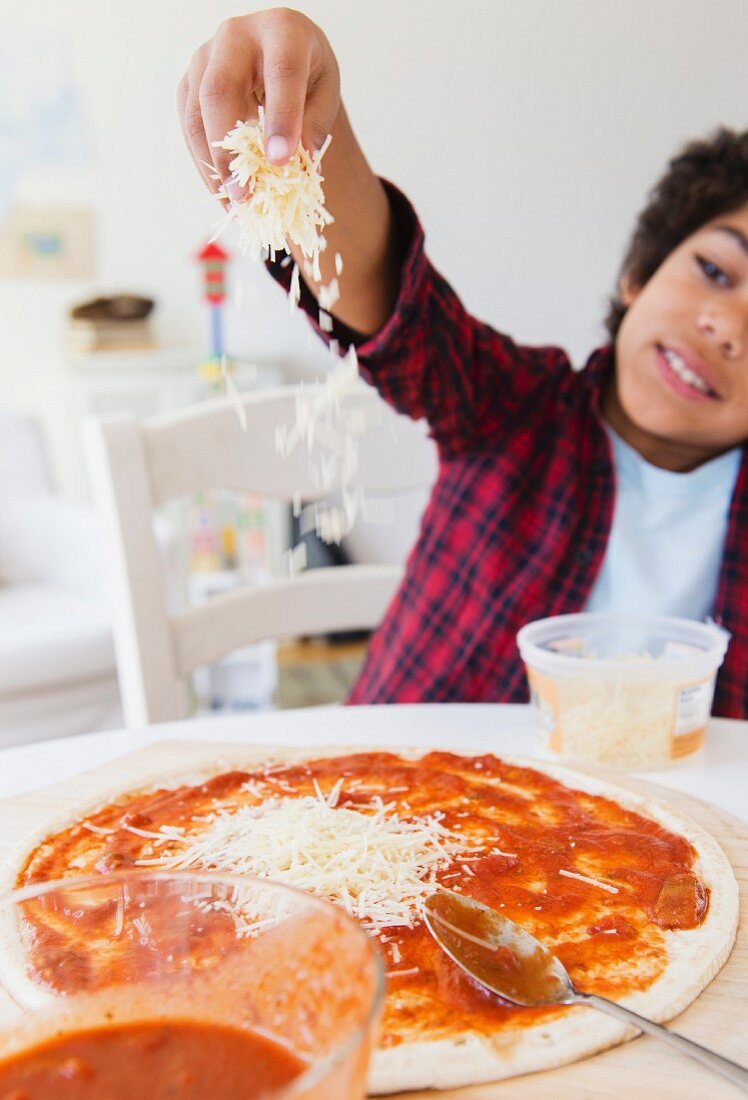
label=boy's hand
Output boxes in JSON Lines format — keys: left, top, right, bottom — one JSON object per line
{"left": 178, "top": 7, "right": 398, "bottom": 336}
{"left": 177, "top": 8, "right": 340, "bottom": 200}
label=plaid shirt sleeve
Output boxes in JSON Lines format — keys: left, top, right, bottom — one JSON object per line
{"left": 266, "top": 181, "right": 569, "bottom": 457}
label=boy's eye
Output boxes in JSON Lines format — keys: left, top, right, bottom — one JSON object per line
{"left": 696, "top": 255, "right": 731, "bottom": 287}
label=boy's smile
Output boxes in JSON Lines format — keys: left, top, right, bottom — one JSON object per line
{"left": 604, "top": 202, "right": 748, "bottom": 471}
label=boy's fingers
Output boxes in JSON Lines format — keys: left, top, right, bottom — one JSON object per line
{"left": 301, "top": 66, "right": 341, "bottom": 155}
{"left": 199, "top": 55, "right": 255, "bottom": 185}
{"left": 180, "top": 44, "right": 219, "bottom": 193}
{"left": 180, "top": 13, "right": 339, "bottom": 201}
{"left": 178, "top": 92, "right": 211, "bottom": 193}
{"left": 261, "top": 42, "right": 310, "bottom": 164}
{"left": 221, "top": 86, "right": 261, "bottom": 202}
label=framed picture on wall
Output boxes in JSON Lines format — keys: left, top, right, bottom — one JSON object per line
{"left": 0, "top": 205, "right": 95, "bottom": 279}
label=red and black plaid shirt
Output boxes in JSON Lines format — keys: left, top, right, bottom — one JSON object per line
{"left": 269, "top": 183, "right": 748, "bottom": 717}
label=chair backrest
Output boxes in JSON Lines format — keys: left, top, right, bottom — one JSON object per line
{"left": 84, "top": 384, "right": 438, "bottom": 727}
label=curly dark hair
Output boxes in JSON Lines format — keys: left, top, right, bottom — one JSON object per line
{"left": 606, "top": 127, "right": 748, "bottom": 341}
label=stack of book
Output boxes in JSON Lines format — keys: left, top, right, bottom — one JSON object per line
{"left": 66, "top": 318, "right": 155, "bottom": 354}
{"left": 66, "top": 294, "right": 156, "bottom": 354}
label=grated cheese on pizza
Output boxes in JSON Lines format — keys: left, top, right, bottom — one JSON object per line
{"left": 558, "top": 868, "right": 619, "bottom": 894}
{"left": 133, "top": 783, "right": 469, "bottom": 931}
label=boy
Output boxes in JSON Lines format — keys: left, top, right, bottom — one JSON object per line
{"left": 178, "top": 9, "right": 748, "bottom": 716}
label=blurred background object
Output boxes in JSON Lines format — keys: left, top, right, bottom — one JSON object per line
{"left": 0, "top": 205, "right": 94, "bottom": 279}
{"left": 0, "top": 412, "right": 120, "bottom": 744}
{"left": 67, "top": 292, "right": 155, "bottom": 353}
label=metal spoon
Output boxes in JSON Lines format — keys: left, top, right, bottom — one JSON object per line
{"left": 424, "top": 890, "right": 748, "bottom": 1093}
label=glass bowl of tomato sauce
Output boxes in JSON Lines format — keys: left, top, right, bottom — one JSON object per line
{"left": 0, "top": 871, "right": 384, "bottom": 1099}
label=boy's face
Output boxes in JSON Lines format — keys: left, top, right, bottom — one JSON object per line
{"left": 608, "top": 201, "right": 748, "bottom": 470}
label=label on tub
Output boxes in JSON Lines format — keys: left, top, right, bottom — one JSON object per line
{"left": 527, "top": 670, "right": 561, "bottom": 753}
{"left": 527, "top": 666, "right": 714, "bottom": 764}
{"left": 671, "top": 677, "right": 715, "bottom": 757}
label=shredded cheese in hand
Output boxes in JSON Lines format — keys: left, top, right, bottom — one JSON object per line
{"left": 214, "top": 108, "right": 333, "bottom": 268}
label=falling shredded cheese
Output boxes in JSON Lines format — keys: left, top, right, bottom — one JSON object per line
{"left": 318, "top": 277, "right": 340, "bottom": 311}
{"left": 210, "top": 111, "right": 391, "bottom": 548}
{"left": 289, "top": 262, "right": 301, "bottom": 312}
{"left": 223, "top": 362, "right": 247, "bottom": 432}
{"left": 281, "top": 539, "right": 308, "bottom": 577}
{"left": 135, "top": 787, "right": 470, "bottom": 931}
{"left": 274, "top": 345, "right": 382, "bottom": 544}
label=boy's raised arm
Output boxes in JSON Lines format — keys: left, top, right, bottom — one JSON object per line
{"left": 177, "top": 8, "right": 400, "bottom": 336}
{"left": 179, "top": 9, "right": 567, "bottom": 458}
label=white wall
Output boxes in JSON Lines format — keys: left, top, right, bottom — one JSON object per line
{"left": 2, "top": 0, "right": 747, "bottom": 496}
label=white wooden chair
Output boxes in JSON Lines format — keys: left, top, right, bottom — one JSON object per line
{"left": 84, "top": 385, "right": 437, "bottom": 728}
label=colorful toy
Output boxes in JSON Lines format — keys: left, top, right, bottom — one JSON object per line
{"left": 196, "top": 240, "right": 230, "bottom": 386}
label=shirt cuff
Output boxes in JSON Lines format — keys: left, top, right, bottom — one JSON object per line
{"left": 264, "top": 178, "right": 429, "bottom": 365}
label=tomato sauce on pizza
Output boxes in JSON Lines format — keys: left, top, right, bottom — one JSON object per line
{"left": 16, "top": 752, "right": 709, "bottom": 1047}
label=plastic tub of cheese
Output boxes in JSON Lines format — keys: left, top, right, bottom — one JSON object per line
{"left": 516, "top": 613, "right": 730, "bottom": 768}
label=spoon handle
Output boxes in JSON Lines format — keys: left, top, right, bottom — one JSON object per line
{"left": 572, "top": 991, "right": 748, "bottom": 1094}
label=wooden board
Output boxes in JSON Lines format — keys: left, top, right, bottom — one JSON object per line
{"left": 0, "top": 740, "right": 745, "bottom": 1099}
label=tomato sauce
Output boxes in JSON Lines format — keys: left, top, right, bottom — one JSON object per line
{"left": 0, "top": 1020, "right": 305, "bottom": 1099}
{"left": 17, "top": 751, "right": 710, "bottom": 1048}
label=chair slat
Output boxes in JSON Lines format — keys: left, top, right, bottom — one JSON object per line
{"left": 143, "top": 388, "right": 436, "bottom": 504}
{"left": 173, "top": 565, "right": 402, "bottom": 673}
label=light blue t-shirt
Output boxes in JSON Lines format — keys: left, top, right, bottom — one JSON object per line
{"left": 585, "top": 428, "right": 741, "bottom": 619}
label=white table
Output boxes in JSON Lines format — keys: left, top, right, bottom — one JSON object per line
{"left": 0, "top": 704, "right": 745, "bottom": 822}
